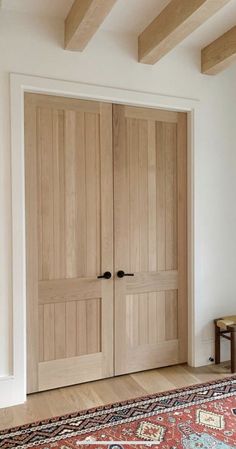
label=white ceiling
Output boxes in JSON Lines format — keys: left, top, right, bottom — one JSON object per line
{"left": 1, "top": 0, "right": 74, "bottom": 18}
{"left": 100, "top": 0, "right": 171, "bottom": 34}
{"left": 1, "top": 0, "right": 236, "bottom": 48}
{"left": 0, "top": 0, "right": 171, "bottom": 26}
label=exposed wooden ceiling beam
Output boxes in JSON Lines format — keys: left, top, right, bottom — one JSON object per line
{"left": 65, "top": 0, "right": 117, "bottom": 51}
{"left": 138, "top": 0, "right": 231, "bottom": 65}
{"left": 201, "top": 26, "right": 236, "bottom": 75}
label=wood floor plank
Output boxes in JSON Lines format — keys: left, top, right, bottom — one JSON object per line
{"left": 0, "top": 363, "right": 232, "bottom": 431}
{"left": 131, "top": 369, "right": 174, "bottom": 394}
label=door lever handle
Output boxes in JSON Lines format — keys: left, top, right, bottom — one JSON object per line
{"left": 117, "top": 270, "right": 134, "bottom": 278}
{"left": 97, "top": 271, "right": 112, "bottom": 279}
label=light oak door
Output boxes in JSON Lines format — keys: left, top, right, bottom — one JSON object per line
{"left": 25, "top": 93, "right": 113, "bottom": 393}
{"left": 113, "top": 104, "right": 187, "bottom": 375}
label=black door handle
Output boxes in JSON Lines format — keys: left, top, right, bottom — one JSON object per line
{"left": 97, "top": 271, "right": 112, "bottom": 279}
{"left": 117, "top": 270, "right": 134, "bottom": 278}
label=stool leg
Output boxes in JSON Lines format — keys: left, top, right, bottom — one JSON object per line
{"left": 215, "top": 322, "right": 221, "bottom": 365}
{"left": 230, "top": 329, "right": 236, "bottom": 374}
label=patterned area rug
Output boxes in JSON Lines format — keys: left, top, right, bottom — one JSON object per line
{"left": 0, "top": 377, "right": 235, "bottom": 449}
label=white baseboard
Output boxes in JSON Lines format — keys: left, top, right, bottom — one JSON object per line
{"left": 0, "top": 376, "right": 26, "bottom": 408}
{"left": 194, "top": 338, "right": 230, "bottom": 367}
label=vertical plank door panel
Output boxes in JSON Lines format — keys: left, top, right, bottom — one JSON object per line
{"left": 114, "top": 104, "right": 187, "bottom": 374}
{"left": 25, "top": 94, "right": 113, "bottom": 393}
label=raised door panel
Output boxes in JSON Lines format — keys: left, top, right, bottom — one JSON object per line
{"left": 25, "top": 94, "right": 113, "bottom": 393}
{"left": 113, "top": 104, "right": 187, "bottom": 375}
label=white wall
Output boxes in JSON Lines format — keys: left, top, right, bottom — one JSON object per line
{"left": 0, "top": 9, "right": 236, "bottom": 406}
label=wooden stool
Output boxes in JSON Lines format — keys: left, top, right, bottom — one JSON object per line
{"left": 214, "top": 316, "right": 236, "bottom": 373}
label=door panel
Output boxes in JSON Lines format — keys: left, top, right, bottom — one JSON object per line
{"left": 113, "top": 104, "right": 187, "bottom": 375}
{"left": 38, "top": 297, "right": 101, "bottom": 362}
{"left": 25, "top": 94, "right": 113, "bottom": 393}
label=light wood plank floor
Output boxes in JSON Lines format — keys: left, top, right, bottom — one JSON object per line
{"left": 0, "top": 363, "right": 233, "bottom": 431}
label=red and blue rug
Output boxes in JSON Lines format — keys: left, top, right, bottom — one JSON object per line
{"left": 0, "top": 376, "right": 235, "bottom": 448}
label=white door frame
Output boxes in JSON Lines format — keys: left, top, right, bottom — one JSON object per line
{"left": 3, "top": 73, "right": 198, "bottom": 408}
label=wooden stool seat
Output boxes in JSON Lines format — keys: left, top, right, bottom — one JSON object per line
{"left": 214, "top": 316, "right": 236, "bottom": 373}
{"left": 216, "top": 315, "right": 236, "bottom": 330}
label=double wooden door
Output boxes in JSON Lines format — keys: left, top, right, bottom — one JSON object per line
{"left": 25, "top": 94, "right": 187, "bottom": 393}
